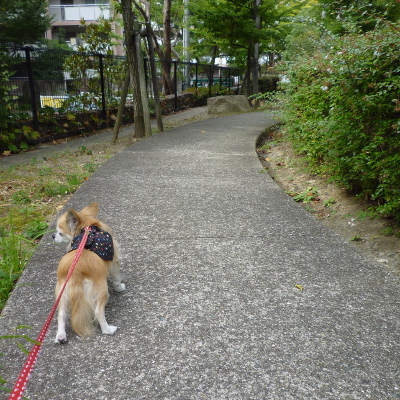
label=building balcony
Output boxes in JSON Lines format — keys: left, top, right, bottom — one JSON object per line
{"left": 49, "top": 4, "right": 110, "bottom": 23}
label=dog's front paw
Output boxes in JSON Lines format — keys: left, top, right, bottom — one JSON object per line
{"left": 102, "top": 325, "right": 118, "bottom": 335}
{"left": 55, "top": 333, "right": 68, "bottom": 344}
{"left": 113, "top": 282, "right": 126, "bottom": 292}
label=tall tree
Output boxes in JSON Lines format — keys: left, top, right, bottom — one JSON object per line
{"left": 140, "top": 0, "right": 175, "bottom": 94}
{"left": 0, "top": 0, "right": 51, "bottom": 45}
{"left": 252, "top": 0, "right": 261, "bottom": 106}
{"left": 131, "top": 1, "right": 164, "bottom": 131}
{"left": 189, "top": 0, "right": 297, "bottom": 93}
{"left": 135, "top": 0, "right": 184, "bottom": 95}
{"left": 120, "top": 0, "right": 150, "bottom": 139}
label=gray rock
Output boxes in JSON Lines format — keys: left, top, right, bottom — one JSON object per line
{"left": 207, "top": 95, "right": 251, "bottom": 115}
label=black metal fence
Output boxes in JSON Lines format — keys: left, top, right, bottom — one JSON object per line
{"left": 1, "top": 46, "right": 241, "bottom": 150}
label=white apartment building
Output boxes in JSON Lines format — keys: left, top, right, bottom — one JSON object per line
{"left": 46, "top": 0, "right": 124, "bottom": 55}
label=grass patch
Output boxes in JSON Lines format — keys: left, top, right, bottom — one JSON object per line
{"left": 0, "top": 217, "right": 35, "bottom": 311}
{"left": 288, "top": 187, "right": 320, "bottom": 204}
{"left": 0, "top": 143, "right": 123, "bottom": 313}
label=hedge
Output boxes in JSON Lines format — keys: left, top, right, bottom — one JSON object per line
{"left": 283, "top": 24, "right": 400, "bottom": 220}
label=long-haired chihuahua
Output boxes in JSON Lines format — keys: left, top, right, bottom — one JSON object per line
{"left": 52, "top": 202, "right": 125, "bottom": 344}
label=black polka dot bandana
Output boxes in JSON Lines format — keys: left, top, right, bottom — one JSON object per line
{"left": 70, "top": 225, "right": 114, "bottom": 261}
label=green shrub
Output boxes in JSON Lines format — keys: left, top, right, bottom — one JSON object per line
{"left": 283, "top": 23, "right": 400, "bottom": 220}
{"left": 0, "top": 219, "right": 35, "bottom": 311}
{"left": 184, "top": 85, "right": 231, "bottom": 106}
{"left": 258, "top": 75, "right": 279, "bottom": 93}
{"left": 0, "top": 51, "right": 40, "bottom": 152}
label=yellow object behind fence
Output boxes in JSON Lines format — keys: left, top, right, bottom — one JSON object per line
{"left": 40, "top": 96, "right": 68, "bottom": 109}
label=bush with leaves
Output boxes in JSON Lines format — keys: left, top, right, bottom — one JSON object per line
{"left": 0, "top": 49, "right": 40, "bottom": 152}
{"left": 283, "top": 23, "right": 400, "bottom": 220}
{"left": 184, "top": 85, "right": 231, "bottom": 106}
{"left": 63, "top": 18, "right": 126, "bottom": 111}
{"left": 258, "top": 75, "right": 279, "bottom": 93}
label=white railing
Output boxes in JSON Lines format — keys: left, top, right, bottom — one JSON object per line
{"left": 49, "top": 4, "right": 110, "bottom": 22}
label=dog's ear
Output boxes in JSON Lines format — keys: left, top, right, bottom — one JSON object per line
{"left": 81, "top": 202, "right": 99, "bottom": 218}
{"left": 66, "top": 209, "right": 81, "bottom": 234}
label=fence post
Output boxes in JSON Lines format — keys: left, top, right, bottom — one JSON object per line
{"left": 195, "top": 62, "right": 198, "bottom": 91}
{"left": 98, "top": 53, "right": 106, "bottom": 121}
{"left": 208, "top": 65, "right": 212, "bottom": 98}
{"left": 24, "top": 47, "right": 39, "bottom": 131}
{"left": 173, "top": 60, "right": 178, "bottom": 111}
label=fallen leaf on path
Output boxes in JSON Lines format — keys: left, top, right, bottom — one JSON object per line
{"left": 295, "top": 285, "right": 303, "bottom": 291}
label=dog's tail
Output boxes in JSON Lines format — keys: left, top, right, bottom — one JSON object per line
{"left": 69, "top": 278, "right": 94, "bottom": 337}
{"left": 58, "top": 251, "right": 95, "bottom": 337}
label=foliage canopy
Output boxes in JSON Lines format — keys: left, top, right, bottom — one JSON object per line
{"left": 0, "top": 0, "right": 51, "bottom": 46}
{"left": 188, "top": 0, "right": 301, "bottom": 68}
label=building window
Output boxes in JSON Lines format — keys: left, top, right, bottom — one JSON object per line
{"left": 85, "top": 0, "right": 108, "bottom": 4}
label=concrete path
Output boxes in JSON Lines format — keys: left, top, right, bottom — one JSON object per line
{"left": 1, "top": 111, "right": 399, "bottom": 400}
{"left": 0, "top": 106, "right": 209, "bottom": 168}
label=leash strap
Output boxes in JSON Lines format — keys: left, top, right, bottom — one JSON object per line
{"left": 8, "top": 227, "right": 91, "bottom": 400}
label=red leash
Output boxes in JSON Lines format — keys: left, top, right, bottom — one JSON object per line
{"left": 8, "top": 227, "right": 91, "bottom": 400}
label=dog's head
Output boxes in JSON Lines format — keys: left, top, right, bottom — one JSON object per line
{"left": 52, "top": 202, "right": 99, "bottom": 244}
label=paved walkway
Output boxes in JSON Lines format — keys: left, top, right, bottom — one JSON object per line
{"left": 0, "top": 107, "right": 209, "bottom": 168}
{"left": 1, "top": 111, "right": 399, "bottom": 399}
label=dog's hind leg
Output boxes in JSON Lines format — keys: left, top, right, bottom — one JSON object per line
{"left": 94, "top": 280, "right": 118, "bottom": 335}
{"left": 55, "top": 283, "right": 68, "bottom": 344}
{"left": 109, "top": 242, "right": 126, "bottom": 292}
{"left": 109, "top": 259, "right": 126, "bottom": 292}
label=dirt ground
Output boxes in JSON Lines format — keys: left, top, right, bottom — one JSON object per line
{"left": 256, "top": 127, "right": 400, "bottom": 277}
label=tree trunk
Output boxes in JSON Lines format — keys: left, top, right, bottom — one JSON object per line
{"left": 161, "top": 59, "right": 174, "bottom": 95}
{"left": 146, "top": 0, "right": 174, "bottom": 95}
{"left": 120, "top": 0, "right": 145, "bottom": 140}
{"left": 111, "top": 70, "right": 130, "bottom": 143}
{"left": 133, "top": 18, "right": 152, "bottom": 136}
{"left": 182, "top": 0, "right": 190, "bottom": 90}
{"left": 246, "top": 45, "right": 252, "bottom": 99}
{"left": 146, "top": 22, "right": 164, "bottom": 132}
{"left": 208, "top": 45, "right": 218, "bottom": 88}
{"left": 238, "top": 73, "right": 247, "bottom": 95}
{"left": 252, "top": 0, "right": 261, "bottom": 109}
{"left": 135, "top": 1, "right": 162, "bottom": 131}
{"left": 161, "top": 0, "right": 174, "bottom": 94}
{"left": 210, "top": 45, "right": 218, "bottom": 66}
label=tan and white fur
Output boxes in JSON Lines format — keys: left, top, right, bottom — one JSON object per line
{"left": 52, "top": 202, "right": 125, "bottom": 344}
